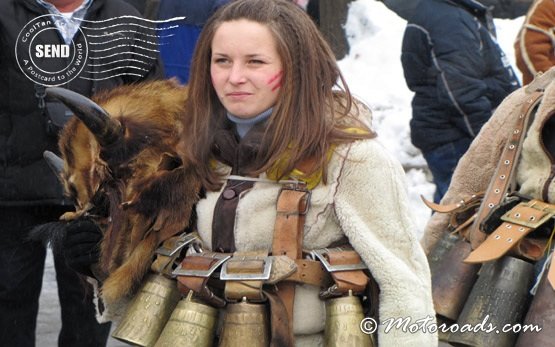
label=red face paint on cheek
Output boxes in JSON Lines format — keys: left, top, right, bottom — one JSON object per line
{"left": 271, "top": 82, "right": 282, "bottom": 92}
{"left": 268, "top": 70, "right": 283, "bottom": 92}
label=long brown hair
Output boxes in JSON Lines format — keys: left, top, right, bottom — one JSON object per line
{"left": 182, "top": 0, "right": 375, "bottom": 190}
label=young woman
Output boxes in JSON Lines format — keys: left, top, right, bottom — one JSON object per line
{"left": 180, "top": 0, "right": 437, "bottom": 345}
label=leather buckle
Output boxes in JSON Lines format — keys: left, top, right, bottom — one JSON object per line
{"left": 220, "top": 256, "right": 273, "bottom": 281}
{"left": 310, "top": 248, "right": 367, "bottom": 272}
{"left": 501, "top": 200, "right": 554, "bottom": 229}
{"left": 172, "top": 252, "right": 231, "bottom": 277}
{"left": 279, "top": 184, "right": 311, "bottom": 215}
{"left": 155, "top": 232, "right": 199, "bottom": 257}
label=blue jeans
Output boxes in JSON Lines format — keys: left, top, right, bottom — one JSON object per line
{"left": 422, "top": 137, "right": 472, "bottom": 203}
{"left": 0, "top": 206, "right": 111, "bottom": 347}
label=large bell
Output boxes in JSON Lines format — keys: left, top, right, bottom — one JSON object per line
{"left": 112, "top": 273, "right": 181, "bottom": 347}
{"left": 514, "top": 262, "right": 555, "bottom": 347}
{"left": 324, "top": 292, "right": 375, "bottom": 347}
{"left": 431, "top": 237, "right": 480, "bottom": 322}
{"left": 448, "top": 256, "right": 534, "bottom": 347}
{"left": 154, "top": 292, "right": 218, "bottom": 347}
{"left": 218, "top": 299, "right": 270, "bottom": 347}
{"left": 427, "top": 232, "right": 460, "bottom": 274}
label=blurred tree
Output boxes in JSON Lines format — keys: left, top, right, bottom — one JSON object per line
{"left": 313, "top": 0, "right": 353, "bottom": 59}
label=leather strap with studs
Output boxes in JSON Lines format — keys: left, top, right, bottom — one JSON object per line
{"left": 468, "top": 91, "right": 544, "bottom": 249}
{"left": 465, "top": 199, "right": 554, "bottom": 263}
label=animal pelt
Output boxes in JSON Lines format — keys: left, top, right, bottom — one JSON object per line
{"left": 56, "top": 79, "right": 201, "bottom": 307}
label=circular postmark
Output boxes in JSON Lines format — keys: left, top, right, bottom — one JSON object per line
{"left": 16, "top": 14, "right": 88, "bottom": 87}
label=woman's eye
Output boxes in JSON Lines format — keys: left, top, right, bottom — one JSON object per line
{"left": 213, "top": 57, "right": 229, "bottom": 64}
{"left": 248, "top": 59, "right": 264, "bottom": 65}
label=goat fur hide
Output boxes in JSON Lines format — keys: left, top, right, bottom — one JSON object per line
{"left": 54, "top": 79, "right": 201, "bottom": 308}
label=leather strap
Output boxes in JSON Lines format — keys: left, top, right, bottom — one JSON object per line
{"left": 469, "top": 91, "right": 544, "bottom": 249}
{"left": 465, "top": 200, "right": 554, "bottom": 263}
{"left": 285, "top": 259, "right": 328, "bottom": 287}
{"left": 422, "top": 193, "right": 484, "bottom": 214}
{"left": 270, "top": 186, "right": 310, "bottom": 347}
{"left": 151, "top": 232, "right": 197, "bottom": 276}
{"left": 175, "top": 253, "right": 229, "bottom": 307}
{"left": 422, "top": 193, "right": 483, "bottom": 238}
{"left": 224, "top": 250, "right": 268, "bottom": 302}
{"left": 325, "top": 251, "right": 368, "bottom": 294}
{"left": 212, "top": 179, "right": 255, "bottom": 253}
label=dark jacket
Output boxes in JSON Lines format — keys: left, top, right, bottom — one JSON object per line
{"left": 401, "top": 0, "right": 519, "bottom": 152}
{"left": 157, "top": 0, "right": 229, "bottom": 83}
{"left": 0, "top": 0, "right": 163, "bottom": 206}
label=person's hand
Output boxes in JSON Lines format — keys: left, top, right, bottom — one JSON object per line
{"left": 63, "top": 219, "right": 102, "bottom": 277}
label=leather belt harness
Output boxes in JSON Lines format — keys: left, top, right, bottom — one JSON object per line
{"left": 425, "top": 90, "right": 555, "bottom": 290}
{"left": 150, "top": 184, "right": 369, "bottom": 346}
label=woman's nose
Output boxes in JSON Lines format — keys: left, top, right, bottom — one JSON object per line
{"left": 228, "top": 64, "right": 247, "bottom": 84}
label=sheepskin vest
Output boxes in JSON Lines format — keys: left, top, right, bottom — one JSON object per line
{"left": 517, "top": 80, "right": 555, "bottom": 202}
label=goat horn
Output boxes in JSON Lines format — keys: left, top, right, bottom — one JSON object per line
{"left": 45, "top": 87, "right": 122, "bottom": 146}
{"left": 43, "top": 150, "right": 64, "bottom": 179}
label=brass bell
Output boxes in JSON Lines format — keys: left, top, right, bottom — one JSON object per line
{"left": 431, "top": 237, "right": 480, "bottom": 322}
{"left": 154, "top": 291, "right": 218, "bottom": 347}
{"left": 324, "top": 291, "right": 375, "bottom": 347}
{"left": 515, "top": 262, "right": 555, "bottom": 346}
{"left": 218, "top": 298, "right": 270, "bottom": 347}
{"left": 112, "top": 273, "right": 181, "bottom": 347}
{"left": 448, "top": 256, "right": 534, "bottom": 347}
{"left": 427, "top": 232, "right": 460, "bottom": 274}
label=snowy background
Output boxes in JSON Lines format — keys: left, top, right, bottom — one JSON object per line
{"left": 37, "top": 1, "right": 524, "bottom": 345}
{"left": 339, "top": 0, "right": 523, "bottom": 238}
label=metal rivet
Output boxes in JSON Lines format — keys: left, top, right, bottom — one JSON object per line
{"left": 504, "top": 160, "right": 510, "bottom": 165}
{"left": 500, "top": 175, "right": 506, "bottom": 180}
{"left": 222, "top": 189, "right": 237, "bottom": 200}
{"left": 507, "top": 238, "right": 513, "bottom": 243}
{"left": 514, "top": 129, "right": 520, "bottom": 134}
{"left": 519, "top": 227, "right": 525, "bottom": 232}
{"left": 488, "top": 203, "right": 495, "bottom": 208}
{"left": 494, "top": 189, "right": 500, "bottom": 194}
{"left": 515, "top": 213, "right": 521, "bottom": 218}
{"left": 495, "top": 235, "right": 501, "bottom": 240}
{"left": 506, "top": 224, "right": 512, "bottom": 229}
{"left": 530, "top": 216, "right": 536, "bottom": 221}
{"left": 509, "top": 145, "right": 515, "bottom": 149}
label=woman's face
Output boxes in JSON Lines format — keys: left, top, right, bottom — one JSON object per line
{"left": 211, "top": 19, "right": 283, "bottom": 119}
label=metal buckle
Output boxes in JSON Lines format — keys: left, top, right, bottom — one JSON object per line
{"left": 278, "top": 185, "right": 311, "bottom": 215}
{"left": 155, "top": 232, "right": 199, "bottom": 257}
{"left": 220, "top": 256, "right": 273, "bottom": 281}
{"left": 501, "top": 201, "right": 554, "bottom": 229}
{"left": 310, "top": 248, "right": 367, "bottom": 272}
{"left": 171, "top": 252, "right": 231, "bottom": 277}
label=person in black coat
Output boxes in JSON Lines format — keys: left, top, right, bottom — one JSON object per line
{"left": 0, "top": 0, "right": 162, "bottom": 346}
{"left": 392, "top": 0, "right": 520, "bottom": 203}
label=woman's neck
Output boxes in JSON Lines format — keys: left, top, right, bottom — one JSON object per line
{"left": 226, "top": 108, "right": 273, "bottom": 138}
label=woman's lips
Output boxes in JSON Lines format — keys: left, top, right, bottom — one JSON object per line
{"left": 227, "top": 92, "right": 252, "bottom": 100}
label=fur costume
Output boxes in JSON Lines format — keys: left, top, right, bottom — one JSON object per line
{"left": 55, "top": 79, "right": 201, "bottom": 319}
{"left": 422, "top": 67, "right": 555, "bottom": 253}
{"left": 197, "top": 106, "right": 437, "bottom": 346}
